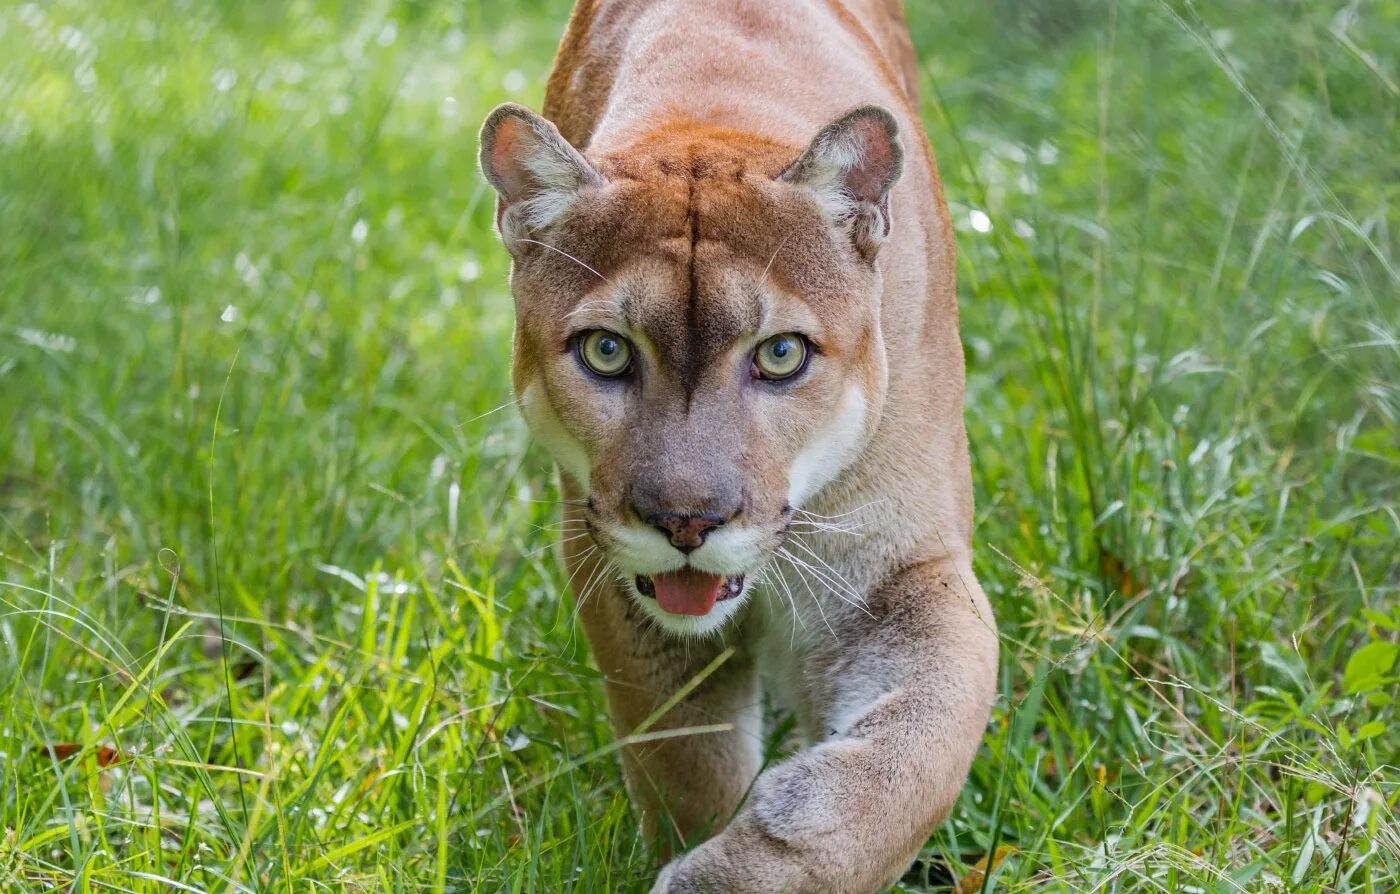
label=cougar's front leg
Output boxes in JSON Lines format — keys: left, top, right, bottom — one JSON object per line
{"left": 564, "top": 545, "right": 762, "bottom": 853}
{"left": 652, "top": 557, "right": 998, "bottom": 894}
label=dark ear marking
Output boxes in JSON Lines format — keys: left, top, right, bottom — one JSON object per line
{"left": 780, "top": 105, "right": 904, "bottom": 261}
{"left": 478, "top": 103, "right": 604, "bottom": 252}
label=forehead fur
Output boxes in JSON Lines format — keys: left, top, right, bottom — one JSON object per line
{"left": 510, "top": 120, "right": 877, "bottom": 355}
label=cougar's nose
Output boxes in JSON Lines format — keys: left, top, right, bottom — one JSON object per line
{"left": 642, "top": 510, "right": 730, "bottom": 554}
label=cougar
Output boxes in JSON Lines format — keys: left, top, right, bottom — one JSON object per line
{"left": 479, "top": 1, "right": 998, "bottom": 890}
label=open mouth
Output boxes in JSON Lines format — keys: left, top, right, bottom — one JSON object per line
{"left": 635, "top": 570, "right": 746, "bottom": 617}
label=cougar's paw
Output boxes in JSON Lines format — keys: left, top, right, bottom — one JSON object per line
{"left": 647, "top": 862, "right": 669, "bottom": 893}
{"left": 648, "top": 825, "right": 815, "bottom": 894}
{"left": 648, "top": 858, "right": 681, "bottom": 894}
{"left": 648, "top": 843, "right": 737, "bottom": 894}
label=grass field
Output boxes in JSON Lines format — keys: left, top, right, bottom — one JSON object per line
{"left": 2, "top": 0, "right": 1397, "bottom": 890}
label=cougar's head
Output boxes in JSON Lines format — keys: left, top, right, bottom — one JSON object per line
{"left": 480, "top": 104, "right": 903, "bottom": 636}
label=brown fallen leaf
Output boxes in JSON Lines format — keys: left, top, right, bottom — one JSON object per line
{"left": 200, "top": 624, "right": 261, "bottom": 680}
{"left": 41, "top": 743, "right": 127, "bottom": 768}
{"left": 1100, "top": 551, "right": 1140, "bottom": 598}
{"left": 43, "top": 743, "right": 83, "bottom": 761}
{"left": 953, "top": 845, "right": 1017, "bottom": 894}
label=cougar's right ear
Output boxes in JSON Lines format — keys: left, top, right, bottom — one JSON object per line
{"left": 479, "top": 103, "right": 604, "bottom": 252}
{"left": 780, "top": 105, "right": 903, "bottom": 262}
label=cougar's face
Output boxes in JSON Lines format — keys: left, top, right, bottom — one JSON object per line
{"left": 482, "top": 109, "right": 902, "bottom": 635}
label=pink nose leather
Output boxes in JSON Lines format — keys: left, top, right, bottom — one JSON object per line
{"left": 648, "top": 513, "right": 724, "bottom": 552}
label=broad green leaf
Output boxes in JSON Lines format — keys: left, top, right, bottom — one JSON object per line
{"left": 1343, "top": 641, "right": 1399, "bottom": 694}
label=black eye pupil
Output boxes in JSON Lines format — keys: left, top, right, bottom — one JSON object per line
{"left": 772, "top": 341, "right": 789, "bottom": 358}
{"left": 599, "top": 339, "right": 616, "bottom": 355}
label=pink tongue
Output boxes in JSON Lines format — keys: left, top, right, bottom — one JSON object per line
{"left": 653, "top": 569, "right": 725, "bottom": 616}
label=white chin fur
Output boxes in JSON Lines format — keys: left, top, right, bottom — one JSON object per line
{"left": 625, "top": 577, "right": 752, "bottom": 638}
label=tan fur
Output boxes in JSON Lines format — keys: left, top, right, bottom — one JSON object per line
{"left": 480, "top": 1, "right": 997, "bottom": 890}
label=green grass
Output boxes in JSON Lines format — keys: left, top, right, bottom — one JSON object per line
{"left": 1, "top": 0, "right": 1396, "bottom": 890}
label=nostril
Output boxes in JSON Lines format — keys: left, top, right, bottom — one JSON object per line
{"left": 651, "top": 523, "right": 692, "bottom": 552}
{"left": 646, "top": 512, "right": 727, "bottom": 552}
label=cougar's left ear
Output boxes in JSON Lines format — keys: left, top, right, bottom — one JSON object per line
{"left": 479, "top": 103, "right": 604, "bottom": 253}
{"left": 780, "top": 105, "right": 903, "bottom": 262}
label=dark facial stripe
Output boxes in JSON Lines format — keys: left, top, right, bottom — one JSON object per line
{"left": 684, "top": 172, "right": 702, "bottom": 405}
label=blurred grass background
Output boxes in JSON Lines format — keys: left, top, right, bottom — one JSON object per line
{"left": 0, "top": 0, "right": 1397, "bottom": 890}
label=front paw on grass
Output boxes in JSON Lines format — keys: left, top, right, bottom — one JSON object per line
{"left": 648, "top": 859, "right": 681, "bottom": 894}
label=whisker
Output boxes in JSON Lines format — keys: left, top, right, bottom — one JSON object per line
{"left": 559, "top": 545, "right": 599, "bottom": 596}
{"left": 779, "top": 547, "right": 873, "bottom": 620}
{"left": 789, "top": 515, "right": 872, "bottom": 528}
{"left": 567, "top": 565, "right": 605, "bottom": 628}
{"left": 787, "top": 519, "right": 869, "bottom": 537}
{"left": 752, "top": 230, "right": 794, "bottom": 298}
{"left": 554, "top": 545, "right": 600, "bottom": 648}
{"left": 531, "top": 521, "right": 591, "bottom": 533}
{"left": 781, "top": 552, "right": 837, "bottom": 638}
{"left": 786, "top": 536, "right": 868, "bottom": 606}
{"left": 564, "top": 298, "right": 622, "bottom": 321}
{"left": 776, "top": 569, "right": 806, "bottom": 631}
{"left": 791, "top": 499, "right": 888, "bottom": 521}
{"left": 522, "top": 530, "right": 593, "bottom": 558}
{"left": 576, "top": 558, "right": 617, "bottom": 620}
{"left": 570, "top": 555, "right": 615, "bottom": 622}
{"left": 761, "top": 565, "right": 805, "bottom": 646}
{"left": 456, "top": 396, "right": 524, "bottom": 429}
{"left": 514, "top": 238, "right": 605, "bottom": 280}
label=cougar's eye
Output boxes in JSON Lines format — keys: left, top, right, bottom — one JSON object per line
{"left": 753, "top": 333, "right": 808, "bottom": 381}
{"left": 578, "top": 330, "right": 633, "bottom": 377}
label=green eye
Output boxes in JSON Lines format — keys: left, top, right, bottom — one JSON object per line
{"left": 753, "top": 333, "right": 808, "bottom": 380}
{"left": 578, "top": 330, "right": 632, "bottom": 377}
